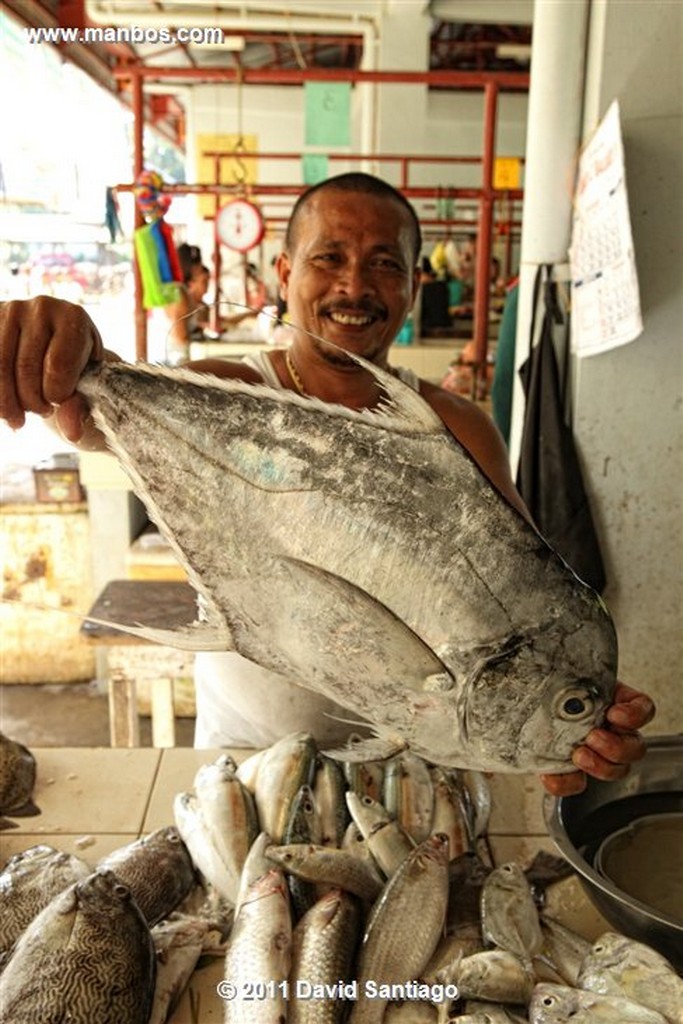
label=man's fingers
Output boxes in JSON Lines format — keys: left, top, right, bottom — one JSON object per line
{"left": 582, "top": 727, "right": 647, "bottom": 766}
{"left": 0, "top": 300, "right": 50, "bottom": 424}
{"left": 540, "top": 770, "right": 587, "bottom": 797}
{"left": 1, "top": 298, "right": 103, "bottom": 425}
{"left": 607, "top": 687, "right": 656, "bottom": 730}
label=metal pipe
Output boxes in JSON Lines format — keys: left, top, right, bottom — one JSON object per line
{"left": 85, "top": 3, "right": 379, "bottom": 34}
{"left": 115, "top": 181, "right": 521, "bottom": 202}
{"left": 132, "top": 72, "right": 148, "bottom": 362}
{"left": 113, "top": 66, "right": 529, "bottom": 89}
{"left": 472, "top": 80, "right": 498, "bottom": 389}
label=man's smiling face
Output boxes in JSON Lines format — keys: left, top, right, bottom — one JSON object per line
{"left": 277, "top": 188, "right": 420, "bottom": 367}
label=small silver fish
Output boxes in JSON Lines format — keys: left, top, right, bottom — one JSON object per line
{"left": 351, "top": 834, "right": 450, "bottom": 1023}
{"left": 193, "top": 755, "right": 259, "bottom": 892}
{"left": 313, "top": 754, "right": 350, "bottom": 847}
{"left": 577, "top": 931, "right": 683, "bottom": 1024}
{"left": 223, "top": 867, "right": 292, "bottom": 1024}
{"left": 149, "top": 914, "right": 221, "bottom": 1024}
{"left": 282, "top": 783, "right": 323, "bottom": 919}
{"left": 429, "top": 766, "right": 473, "bottom": 859}
{"left": 266, "top": 842, "right": 384, "bottom": 903}
{"left": 253, "top": 731, "right": 317, "bottom": 843}
{"left": 529, "top": 982, "right": 669, "bottom": 1023}
{"left": 539, "top": 915, "right": 592, "bottom": 986}
{"left": 289, "top": 888, "right": 360, "bottom": 1024}
{"left": 383, "top": 752, "right": 434, "bottom": 844}
{"left": 481, "top": 862, "right": 543, "bottom": 966}
{"left": 173, "top": 792, "right": 239, "bottom": 903}
{"left": 454, "top": 948, "right": 535, "bottom": 1004}
{"left": 345, "top": 791, "right": 415, "bottom": 878}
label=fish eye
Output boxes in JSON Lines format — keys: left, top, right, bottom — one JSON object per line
{"left": 113, "top": 883, "right": 130, "bottom": 897}
{"left": 554, "top": 686, "right": 596, "bottom": 721}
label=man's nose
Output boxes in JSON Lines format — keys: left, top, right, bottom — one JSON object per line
{"left": 334, "top": 260, "right": 374, "bottom": 298}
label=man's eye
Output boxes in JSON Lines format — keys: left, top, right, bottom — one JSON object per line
{"left": 374, "top": 260, "right": 404, "bottom": 272}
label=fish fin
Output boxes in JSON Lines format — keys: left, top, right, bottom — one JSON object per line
{"left": 3, "top": 798, "right": 41, "bottom": 819}
{"left": 0, "top": 596, "right": 232, "bottom": 652}
{"left": 0, "top": 816, "right": 20, "bottom": 831}
{"left": 329, "top": 346, "right": 445, "bottom": 434}
{"left": 254, "top": 555, "right": 451, "bottom": 696}
{"left": 322, "top": 732, "right": 408, "bottom": 764}
{"left": 81, "top": 620, "right": 233, "bottom": 651}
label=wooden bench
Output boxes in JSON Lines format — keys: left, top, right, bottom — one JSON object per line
{"left": 80, "top": 579, "right": 198, "bottom": 748}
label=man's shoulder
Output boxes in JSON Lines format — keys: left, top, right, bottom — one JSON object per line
{"left": 184, "top": 357, "right": 264, "bottom": 384}
{"left": 418, "top": 378, "right": 493, "bottom": 434}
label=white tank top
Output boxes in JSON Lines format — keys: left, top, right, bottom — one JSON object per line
{"left": 242, "top": 348, "right": 421, "bottom": 392}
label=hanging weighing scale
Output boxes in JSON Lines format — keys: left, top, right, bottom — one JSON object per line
{"left": 216, "top": 197, "right": 265, "bottom": 252}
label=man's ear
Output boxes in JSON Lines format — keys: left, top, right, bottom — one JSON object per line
{"left": 276, "top": 252, "right": 291, "bottom": 301}
{"left": 411, "top": 266, "right": 421, "bottom": 307}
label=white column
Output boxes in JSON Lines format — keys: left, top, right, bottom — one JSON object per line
{"left": 508, "top": 0, "right": 590, "bottom": 468}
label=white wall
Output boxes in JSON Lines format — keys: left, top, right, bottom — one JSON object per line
{"left": 575, "top": 0, "right": 683, "bottom": 733}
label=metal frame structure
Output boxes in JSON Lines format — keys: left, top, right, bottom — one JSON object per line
{"left": 117, "top": 64, "right": 529, "bottom": 375}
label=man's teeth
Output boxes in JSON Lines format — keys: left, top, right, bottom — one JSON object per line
{"left": 329, "top": 311, "right": 373, "bottom": 326}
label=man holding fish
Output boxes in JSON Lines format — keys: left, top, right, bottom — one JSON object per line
{"left": 0, "top": 173, "right": 654, "bottom": 796}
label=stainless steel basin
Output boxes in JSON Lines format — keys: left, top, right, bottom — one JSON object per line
{"left": 544, "top": 734, "right": 683, "bottom": 970}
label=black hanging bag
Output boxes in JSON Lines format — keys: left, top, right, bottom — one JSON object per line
{"left": 516, "top": 265, "right": 607, "bottom": 592}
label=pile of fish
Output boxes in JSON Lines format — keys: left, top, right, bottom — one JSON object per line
{"left": 77, "top": 360, "right": 618, "bottom": 774}
{"left": 1, "top": 732, "right": 681, "bottom": 1022}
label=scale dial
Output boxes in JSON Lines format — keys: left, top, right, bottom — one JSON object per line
{"left": 216, "top": 198, "right": 265, "bottom": 252}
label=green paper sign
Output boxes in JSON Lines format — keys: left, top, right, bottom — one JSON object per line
{"left": 302, "top": 154, "right": 329, "bottom": 185}
{"left": 304, "top": 82, "right": 351, "bottom": 147}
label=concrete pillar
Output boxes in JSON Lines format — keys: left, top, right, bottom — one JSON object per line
{"left": 509, "top": 0, "right": 589, "bottom": 467}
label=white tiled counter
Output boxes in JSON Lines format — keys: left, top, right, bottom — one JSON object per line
{"left": 0, "top": 749, "right": 611, "bottom": 1023}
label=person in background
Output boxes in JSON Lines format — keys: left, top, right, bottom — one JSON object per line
{"left": 158, "top": 246, "right": 260, "bottom": 363}
{"left": 0, "top": 172, "right": 655, "bottom": 797}
{"left": 152, "top": 244, "right": 209, "bottom": 365}
{"left": 491, "top": 276, "right": 520, "bottom": 447}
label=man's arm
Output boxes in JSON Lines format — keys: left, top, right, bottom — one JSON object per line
{"left": 0, "top": 298, "right": 265, "bottom": 449}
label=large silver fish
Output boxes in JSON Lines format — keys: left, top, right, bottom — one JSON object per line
{"left": 77, "top": 359, "right": 618, "bottom": 773}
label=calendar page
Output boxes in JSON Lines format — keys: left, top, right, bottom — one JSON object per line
{"left": 569, "top": 100, "right": 643, "bottom": 356}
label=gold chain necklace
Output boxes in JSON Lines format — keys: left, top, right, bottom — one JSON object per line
{"left": 285, "top": 348, "right": 308, "bottom": 396}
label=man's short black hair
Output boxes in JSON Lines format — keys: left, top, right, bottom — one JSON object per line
{"left": 285, "top": 172, "right": 422, "bottom": 265}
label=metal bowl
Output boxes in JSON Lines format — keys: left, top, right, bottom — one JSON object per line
{"left": 544, "top": 734, "right": 683, "bottom": 970}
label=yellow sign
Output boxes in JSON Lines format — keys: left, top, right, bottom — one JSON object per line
{"left": 494, "top": 157, "right": 521, "bottom": 190}
{"left": 196, "top": 134, "right": 258, "bottom": 218}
